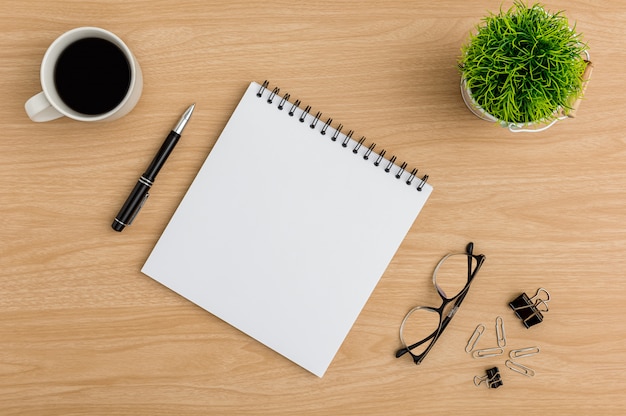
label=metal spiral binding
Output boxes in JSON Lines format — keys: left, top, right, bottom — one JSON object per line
{"left": 407, "top": 168, "right": 417, "bottom": 185}
{"left": 396, "top": 162, "right": 407, "bottom": 179}
{"left": 267, "top": 87, "right": 279, "bottom": 104}
{"left": 278, "top": 93, "right": 290, "bottom": 110}
{"left": 331, "top": 124, "right": 343, "bottom": 142}
{"left": 257, "top": 80, "right": 269, "bottom": 97}
{"left": 341, "top": 130, "right": 354, "bottom": 148}
{"left": 310, "top": 112, "right": 322, "bottom": 129}
{"left": 374, "top": 150, "right": 386, "bottom": 166}
{"left": 321, "top": 118, "right": 332, "bottom": 135}
{"left": 353, "top": 137, "right": 366, "bottom": 154}
{"left": 299, "top": 105, "right": 312, "bottom": 123}
{"left": 288, "top": 100, "right": 301, "bottom": 117}
{"left": 256, "top": 81, "right": 429, "bottom": 191}
{"left": 385, "top": 156, "right": 397, "bottom": 173}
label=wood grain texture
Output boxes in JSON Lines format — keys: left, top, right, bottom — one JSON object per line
{"left": 1, "top": 1, "right": 625, "bottom": 414}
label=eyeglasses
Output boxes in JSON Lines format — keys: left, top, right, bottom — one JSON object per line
{"left": 396, "top": 242, "right": 486, "bottom": 365}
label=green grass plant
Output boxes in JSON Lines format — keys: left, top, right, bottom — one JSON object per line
{"left": 459, "top": 1, "right": 588, "bottom": 124}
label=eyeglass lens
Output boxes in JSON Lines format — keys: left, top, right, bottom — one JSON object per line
{"left": 433, "top": 252, "right": 476, "bottom": 299}
{"left": 399, "top": 306, "right": 442, "bottom": 357}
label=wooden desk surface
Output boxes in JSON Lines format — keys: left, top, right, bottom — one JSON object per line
{"left": 1, "top": 1, "right": 625, "bottom": 414}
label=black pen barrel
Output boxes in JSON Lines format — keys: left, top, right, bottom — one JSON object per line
{"left": 144, "top": 131, "right": 180, "bottom": 181}
{"left": 112, "top": 180, "right": 150, "bottom": 231}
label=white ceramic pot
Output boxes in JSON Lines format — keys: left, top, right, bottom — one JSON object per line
{"left": 459, "top": 76, "right": 565, "bottom": 133}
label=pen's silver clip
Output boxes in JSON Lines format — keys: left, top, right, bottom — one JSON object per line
{"left": 128, "top": 192, "right": 149, "bottom": 226}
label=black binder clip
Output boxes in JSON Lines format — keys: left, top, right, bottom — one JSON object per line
{"left": 509, "top": 288, "right": 551, "bottom": 328}
{"left": 474, "top": 367, "right": 503, "bottom": 389}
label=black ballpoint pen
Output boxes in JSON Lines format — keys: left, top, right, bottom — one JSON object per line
{"left": 112, "top": 104, "right": 195, "bottom": 232}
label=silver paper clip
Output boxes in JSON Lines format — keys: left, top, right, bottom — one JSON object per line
{"left": 506, "top": 360, "right": 535, "bottom": 377}
{"left": 495, "top": 316, "right": 506, "bottom": 348}
{"left": 473, "top": 347, "right": 504, "bottom": 359}
{"left": 465, "top": 324, "right": 485, "bottom": 353}
{"left": 509, "top": 346, "right": 540, "bottom": 359}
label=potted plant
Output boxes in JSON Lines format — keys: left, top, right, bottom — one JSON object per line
{"left": 458, "top": 1, "right": 592, "bottom": 132}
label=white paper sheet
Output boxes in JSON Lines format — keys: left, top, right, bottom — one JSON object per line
{"left": 142, "top": 81, "right": 433, "bottom": 377}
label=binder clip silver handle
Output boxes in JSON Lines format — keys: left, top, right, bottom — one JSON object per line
{"left": 509, "top": 288, "right": 551, "bottom": 328}
{"left": 474, "top": 367, "right": 503, "bottom": 388}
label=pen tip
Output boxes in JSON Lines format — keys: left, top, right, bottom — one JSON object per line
{"left": 183, "top": 103, "right": 195, "bottom": 118}
{"left": 173, "top": 103, "right": 196, "bottom": 134}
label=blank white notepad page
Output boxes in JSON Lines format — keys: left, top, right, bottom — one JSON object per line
{"left": 142, "top": 81, "right": 432, "bottom": 377}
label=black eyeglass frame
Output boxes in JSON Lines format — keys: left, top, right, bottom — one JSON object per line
{"left": 396, "top": 242, "right": 486, "bottom": 365}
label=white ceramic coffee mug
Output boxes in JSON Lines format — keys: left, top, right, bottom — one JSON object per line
{"left": 25, "top": 27, "right": 143, "bottom": 122}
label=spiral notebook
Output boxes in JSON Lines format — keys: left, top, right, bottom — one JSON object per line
{"left": 142, "top": 81, "right": 433, "bottom": 377}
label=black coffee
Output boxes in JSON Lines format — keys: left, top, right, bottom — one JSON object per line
{"left": 54, "top": 37, "right": 131, "bottom": 115}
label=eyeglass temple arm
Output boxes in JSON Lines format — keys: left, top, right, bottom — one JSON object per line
{"left": 433, "top": 253, "right": 484, "bottom": 340}
{"left": 439, "top": 289, "right": 469, "bottom": 331}
{"left": 395, "top": 330, "right": 438, "bottom": 358}
{"left": 438, "top": 251, "right": 484, "bottom": 326}
{"left": 440, "top": 252, "right": 484, "bottom": 325}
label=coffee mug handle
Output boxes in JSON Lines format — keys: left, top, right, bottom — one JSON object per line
{"left": 25, "top": 91, "right": 64, "bottom": 122}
